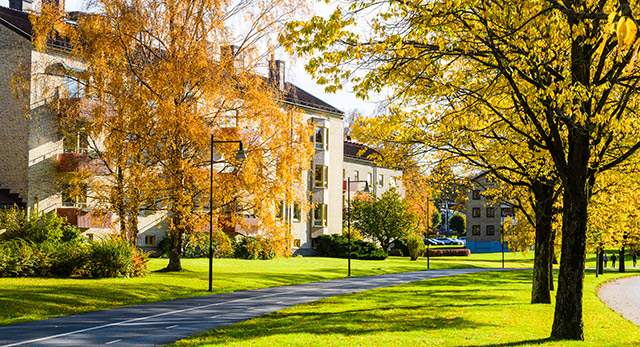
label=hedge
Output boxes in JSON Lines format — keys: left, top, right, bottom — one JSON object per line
{"left": 314, "top": 234, "right": 387, "bottom": 260}
{"left": 424, "top": 248, "right": 471, "bottom": 257}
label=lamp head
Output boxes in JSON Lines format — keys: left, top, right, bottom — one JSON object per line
{"left": 363, "top": 182, "right": 370, "bottom": 193}
{"left": 235, "top": 142, "right": 246, "bottom": 159}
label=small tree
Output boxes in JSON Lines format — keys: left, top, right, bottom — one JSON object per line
{"left": 405, "top": 233, "right": 425, "bottom": 260}
{"left": 350, "top": 188, "right": 415, "bottom": 252}
{"left": 430, "top": 211, "right": 442, "bottom": 234}
{"left": 449, "top": 213, "right": 466, "bottom": 238}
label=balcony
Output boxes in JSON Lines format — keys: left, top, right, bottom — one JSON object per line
{"left": 57, "top": 97, "right": 106, "bottom": 120}
{"left": 56, "top": 207, "right": 112, "bottom": 229}
{"left": 57, "top": 153, "right": 109, "bottom": 175}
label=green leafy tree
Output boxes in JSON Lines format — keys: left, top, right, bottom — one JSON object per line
{"left": 430, "top": 211, "right": 442, "bottom": 234}
{"left": 448, "top": 213, "right": 466, "bottom": 238}
{"left": 350, "top": 188, "right": 415, "bottom": 252}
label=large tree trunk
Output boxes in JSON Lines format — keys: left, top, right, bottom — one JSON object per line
{"left": 166, "top": 209, "right": 184, "bottom": 271}
{"left": 619, "top": 247, "right": 625, "bottom": 273}
{"left": 531, "top": 182, "right": 555, "bottom": 304}
{"left": 598, "top": 247, "right": 604, "bottom": 275}
{"left": 550, "top": 140, "right": 589, "bottom": 340}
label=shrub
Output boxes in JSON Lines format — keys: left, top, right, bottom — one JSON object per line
{"left": 130, "top": 248, "right": 151, "bottom": 277}
{"left": 0, "top": 210, "right": 80, "bottom": 244}
{"left": 406, "top": 234, "right": 425, "bottom": 260}
{"left": 87, "top": 237, "right": 134, "bottom": 278}
{"left": 314, "top": 234, "right": 387, "bottom": 260}
{"left": 234, "top": 236, "right": 275, "bottom": 260}
{"left": 0, "top": 239, "right": 39, "bottom": 277}
{"left": 388, "top": 248, "right": 403, "bottom": 256}
{"left": 47, "top": 241, "right": 90, "bottom": 277}
{"left": 425, "top": 248, "right": 471, "bottom": 257}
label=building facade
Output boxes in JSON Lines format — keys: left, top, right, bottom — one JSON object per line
{"left": 0, "top": 3, "right": 363, "bottom": 256}
{"left": 465, "top": 172, "right": 514, "bottom": 253}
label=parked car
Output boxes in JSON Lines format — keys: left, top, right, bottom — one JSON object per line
{"left": 424, "top": 238, "right": 444, "bottom": 245}
{"left": 436, "top": 237, "right": 464, "bottom": 245}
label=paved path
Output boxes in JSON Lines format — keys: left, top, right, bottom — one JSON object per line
{"left": 0, "top": 268, "right": 516, "bottom": 347}
{"left": 599, "top": 275, "right": 640, "bottom": 326}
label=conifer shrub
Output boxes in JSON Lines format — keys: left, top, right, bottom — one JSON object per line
{"left": 314, "top": 234, "right": 388, "bottom": 260}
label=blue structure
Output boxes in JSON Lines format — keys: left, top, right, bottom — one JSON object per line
{"left": 466, "top": 240, "right": 509, "bottom": 253}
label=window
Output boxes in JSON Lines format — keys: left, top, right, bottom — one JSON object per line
{"left": 472, "top": 190, "right": 481, "bottom": 200}
{"left": 486, "top": 225, "right": 495, "bottom": 236}
{"left": 63, "top": 130, "right": 89, "bottom": 153}
{"left": 472, "top": 207, "right": 481, "bottom": 218}
{"left": 314, "top": 165, "right": 328, "bottom": 188}
{"left": 501, "top": 207, "right": 514, "bottom": 217}
{"left": 64, "top": 74, "right": 84, "bottom": 98}
{"left": 354, "top": 170, "right": 360, "bottom": 181}
{"left": 472, "top": 225, "right": 481, "bottom": 235}
{"left": 62, "top": 182, "right": 87, "bottom": 208}
{"left": 145, "top": 235, "right": 156, "bottom": 246}
{"left": 367, "top": 172, "right": 372, "bottom": 186}
{"left": 293, "top": 202, "right": 301, "bottom": 222}
{"left": 313, "top": 203, "right": 328, "bottom": 227}
{"left": 293, "top": 239, "right": 301, "bottom": 248}
{"left": 275, "top": 200, "right": 284, "bottom": 220}
{"left": 314, "top": 126, "right": 329, "bottom": 150}
{"left": 486, "top": 207, "right": 495, "bottom": 218}
{"left": 378, "top": 174, "right": 384, "bottom": 187}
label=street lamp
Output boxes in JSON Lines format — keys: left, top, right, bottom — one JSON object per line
{"left": 346, "top": 177, "right": 370, "bottom": 277}
{"left": 209, "top": 136, "right": 246, "bottom": 292}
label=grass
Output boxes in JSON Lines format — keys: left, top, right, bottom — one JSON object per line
{"left": 170, "top": 268, "right": 640, "bottom": 347}
{"left": 0, "top": 253, "right": 533, "bottom": 326}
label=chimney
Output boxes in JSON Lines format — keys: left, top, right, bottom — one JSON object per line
{"left": 9, "top": 0, "right": 33, "bottom": 11}
{"left": 269, "top": 58, "right": 285, "bottom": 92}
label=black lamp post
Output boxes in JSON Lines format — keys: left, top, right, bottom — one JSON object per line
{"left": 209, "top": 136, "right": 246, "bottom": 292}
{"left": 346, "top": 177, "right": 370, "bottom": 277}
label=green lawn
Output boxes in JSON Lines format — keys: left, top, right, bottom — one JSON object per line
{"left": 0, "top": 253, "right": 533, "bottom": 326}
{"left": 170, "top": 268, "right": 640, "bottom": 347}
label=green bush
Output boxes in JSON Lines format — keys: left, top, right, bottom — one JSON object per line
{"left": 314, "top": 235, "right": 388, "bottom": 260}
{"left": 0, "top": 239, "right": 39, "bottom": 277}
{"left": 0, "top": 209, "right": 80, "bottom": 244}
{"left": 425, "top": 248, "right": 471, "bottom": 257}
{"left": 406, "top": 234, "right": 426, "bottom": 260}
{"left": 234, "top": 236, "right": 275, "bottom": 260}
{"left": 390, "top": 239, "right": 409, "bottom": 256}
{"left": 87, "top": 237, "right": 134, "bottom": 278}
{"left": 47, "top": 241, "right": 90, "bottom": 277}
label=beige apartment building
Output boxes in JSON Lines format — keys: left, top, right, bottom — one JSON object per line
{"left": 465, "top": 172, "right": 514, "bottom": 253}
{"left": 0, "top": 2, "right": 357, "bottom": 255}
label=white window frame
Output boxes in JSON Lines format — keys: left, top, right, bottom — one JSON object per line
{"left": 314, "top": 126, "right": 329, "bottom": 150}
{"left": 313, "top": 203, "right": 328, "bottom": 227}
{"left": 314, "top": 165, "right": 328, "bottom": 189}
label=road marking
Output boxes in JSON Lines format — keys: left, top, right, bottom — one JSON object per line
{"left": 0, "top": 282, "right": 351, "bottom": 347}
{"left": 165, "top": 325, "right": 179, "bottom": 329}
{"left": 209, "top": 314, "right": 222, "bottom": 319}
{"left": 0, "top": 269, "right": 512, "bottom": 347}
{"left": 105, "top": 339, "right": 121, "bottom": 345}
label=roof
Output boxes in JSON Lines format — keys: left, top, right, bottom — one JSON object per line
{"left": 0, "top": 6, "right": 343, "bottom": 115}
{"left": 0, "top": 5, "right": 32, "bottom": 40}
{"left": 344, "top": 140, "right": 380, "bottom": 163}
{"left": 0, "top": 5, "right": 73, "bottom": 48}
{"left": 282, "top": 82, "right": 343, "bottom": 116}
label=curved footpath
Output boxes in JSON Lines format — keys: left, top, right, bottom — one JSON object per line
{"left": 599, "top": 275, "right": 640, "bottom": 327}
{"left": 0, "top": 268, "right": 517, "bottom": 347}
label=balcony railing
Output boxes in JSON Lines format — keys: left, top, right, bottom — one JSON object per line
{"left": 56, "top": 207, "right": 112, "bottom": 229}
{"left": 57, "top": 153, "right": 109, "bottom": 175}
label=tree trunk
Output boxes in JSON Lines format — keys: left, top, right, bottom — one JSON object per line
{"left": 531, "top": 182, "right": 555, "bottom": 304}
{"left": 598, "top": 247, "right": 604, "bottom": 275}
{"left": 165, "top": 210, "right": 184, "bottom": 271}
{"left": 550, "top": 160, "right": 589, "bottom": 339}
{"left": 619, "top": 247, "right": 625, "bottom": 273}
{"left": 549, "top": 250, "right": 554, "bottom": 291}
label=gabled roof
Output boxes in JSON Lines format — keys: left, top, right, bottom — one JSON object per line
{"left": 344, "top": 140, "right": 380, "bottom": 163}
{"left": 281, "top": 82, "right": 343, "bottom": 116}
{"left": 0, "top": 5, "right": 32, "bottom": 40}
{"left": 0, "top": 6, "right": 343, "bottom": 115}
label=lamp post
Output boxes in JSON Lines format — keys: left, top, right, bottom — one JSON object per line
{"left": 209, "top": 136, "right": 246, "bottom": 292}
{"left": 346, "top": 177, "right": 370, "bottom": 277}
{"left": 501, "top": 228, "right": 505, "bottom": 269}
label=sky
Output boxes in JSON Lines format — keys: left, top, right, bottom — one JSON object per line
{"left": 0, "top": 0, "right": 384, "bottom": 117}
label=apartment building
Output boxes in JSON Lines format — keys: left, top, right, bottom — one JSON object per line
{"left": 465, "top": 172, "right": 514, "bottom": 253}
{"left": 343, "top": 140, "right": 404, "bottom": 202}
{"left": 0, "top": 2, "right": 350, "bottom": 255}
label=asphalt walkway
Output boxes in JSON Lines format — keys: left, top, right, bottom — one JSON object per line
{"left": 0, "top": 268, "right": 515, "bottom": 347}
{"left": 598, "top": 275, "right": 640, "bottom": 327}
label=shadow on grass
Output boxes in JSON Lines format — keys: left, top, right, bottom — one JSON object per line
{"left": 454, "top": 338, "right": 556, "bottom": 347}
